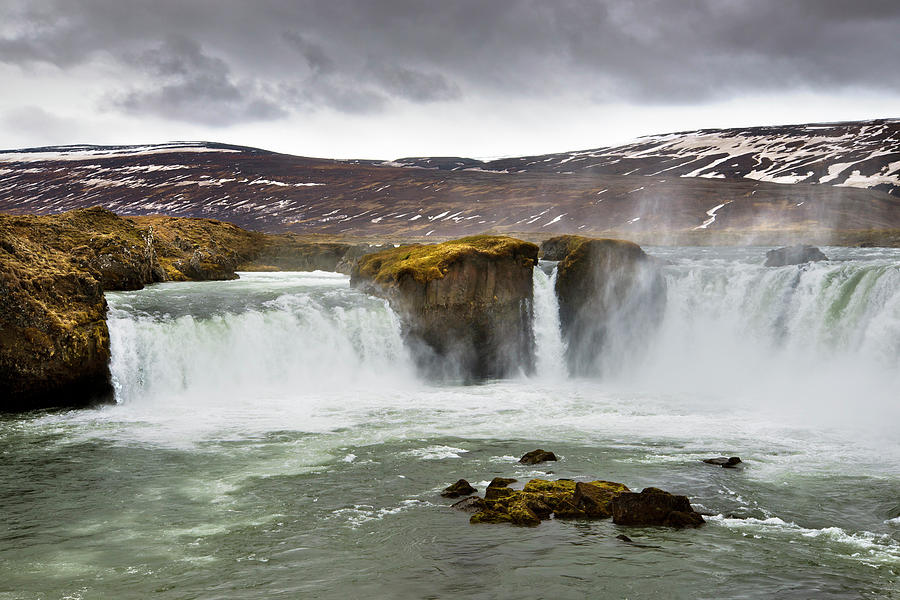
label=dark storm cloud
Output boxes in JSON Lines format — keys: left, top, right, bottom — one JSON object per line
{"left": 1, "top": 0, "right": 898, "bottom": 124}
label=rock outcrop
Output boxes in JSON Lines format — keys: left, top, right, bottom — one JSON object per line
{"left": 351, "top": 236, "right": 539, "bottom": 380}
{"left": 457, "top": 478, "right": 703, "bottom": 528}
{"left": 0, "top": 227, "right": 113, "bottom": 411}
{"left": 553, "top": 236, "right": 666, "bottom": 376}
{"left": 764, "top": 245, "right": 828, "bottom": 267}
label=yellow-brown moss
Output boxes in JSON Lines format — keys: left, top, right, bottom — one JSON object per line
{"left": 354, "top": 235, "right": 538, "bottom": 286}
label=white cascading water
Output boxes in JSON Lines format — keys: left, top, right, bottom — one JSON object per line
{"left": 628, "top": 251, "right": 900, "bottom": 432}
{"left": 532, "top": 264, "right": 567, "bottom": 379}
{"left": 107, "top": 272, "right": 415, "bottom": 408}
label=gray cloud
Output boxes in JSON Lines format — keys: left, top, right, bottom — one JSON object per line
{"left": 113, "top": 36, "right": 287, "bottom": 126}
{"left": 1, "top": 0, "right": 898, "bottom": 125}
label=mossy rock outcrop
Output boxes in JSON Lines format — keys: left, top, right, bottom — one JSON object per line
{"left": 351, "top": 235, "right": 539, "bottom": 380}
{"left": 553, "top": 236, "right": 666, "bottom": 376}
{"left": 461, "top": 477, "right": 703, "bottom": 528}
{"left": 0, "top": 227, "right": 113, "bottom": 411}
{"left": 467, "top": 478, "right": 632, "bottom": 526}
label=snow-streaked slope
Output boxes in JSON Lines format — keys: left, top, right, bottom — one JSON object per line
{"left": 1, "top": 130, "right": 899, "bottom": 239}
{"left": 400, "top": 119, "right": 900, "bottom": 197}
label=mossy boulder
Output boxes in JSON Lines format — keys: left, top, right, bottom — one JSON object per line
{"left": 461, "top": 477, "right": 702, "bottom": 528}
{"left": 468, "top": 478, "right": 632, "bottom": 526}
{"left": 554, "top": 237, "right": 666, "bottom": 376}
{"left": 351, "top": 235, "right": 539, "bottom": 380}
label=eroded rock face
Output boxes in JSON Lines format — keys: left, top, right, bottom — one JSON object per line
{"left": 554, "top": 237, "right": 666, "bottom": 377}
{"left": 0, "top": 229, "right": 113, "bottom": 411}
{"left": 764, "top": 245, "right": 828, "bottom": 267}
{"left": 351, "top": 236, "right": 539, "bottom": 380}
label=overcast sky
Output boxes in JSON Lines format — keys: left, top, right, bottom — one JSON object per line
{"left": 2, "top": 0, "right": 898, "bottom": 159}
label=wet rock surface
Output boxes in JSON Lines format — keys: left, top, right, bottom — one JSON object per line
{"left": 351, "top": 236, "right": 539, "bottom": 380}
{"left": 610, "top": 487, "right": 705, "bottom": 527}
{"left": 519, "top": 449, "right": 558, "bottom": 464}
{"left": 441, "top": 479, "right": 477, "bottom": 498}
{"left": 703, "top": 456, "right": 743, "bottom": 468}
{"left": 553, "top": 236, "right": 666, "bottom": 376}
{"left": 764, "top": 245, "right": 828, "bottom": 267}
{"left": 446, "top": 475, "right": 704, "bottom": 528}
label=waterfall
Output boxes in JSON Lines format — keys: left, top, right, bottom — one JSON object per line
{"left": 532, "top": 263, "right": 566, "bottom": 379}
{"left": 630, "top": 252, "right": 900, "bottom": 419}
{"left": 106, "top": 272, "right": 415, "bottom": 406}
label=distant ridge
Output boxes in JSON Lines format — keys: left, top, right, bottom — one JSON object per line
{"left": 1, "top": 119, "right": 898, "bottom": 240}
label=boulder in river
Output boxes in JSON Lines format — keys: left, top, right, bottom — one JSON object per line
{"left": 764, "top": 245, "right": 828, "bottom": 267}
{"left": 441, "top": 479, "right": 477, "bottom": 498}
{"left": 610, "top": 487, "right": 705, "bottom": 527}
{"left": 519, "top": 449, "right": 558, "bottom": 464}
{"left": 553, "top": 236, "right": 666, "bottom": 376}
{"left": 351, "top": 236, "right": 539, "bottom": 380}
{"left": 703, "top": 456, "right": 743, "bottom": 468}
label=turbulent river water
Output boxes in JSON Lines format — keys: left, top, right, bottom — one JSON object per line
{"left": 2, "top": 247, "right": 899, "bottom": 599}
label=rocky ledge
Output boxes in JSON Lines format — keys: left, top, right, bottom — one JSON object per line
{"left": 453, "top": 477, "right": 703, "bottom": 528}
{"left": 351, "top": 235, "right": 539, "bottom": 380}
{"left": 543, "top": 235, "right": 667, "bottom": 376}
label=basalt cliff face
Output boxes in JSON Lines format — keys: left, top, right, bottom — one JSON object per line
{"left": 351, "top": 236, "right": 539, "bottom": 380}
{"left": 548, "top": 235, "right": 666, "bottom": 377}
{"left": 0, "top": 208, "right": 386, "bottom": 411}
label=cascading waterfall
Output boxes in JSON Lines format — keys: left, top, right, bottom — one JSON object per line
{"left": 105, "top": 250, "right": 900, "bottom": 422}
{"left": 629, "top": 249, "right": 900, "bottom": 428}
{"left": 106, "top": 271, "right": 415, "bottom": 406}
{"left": 532, "top": 263, "right": 566, "bottom": 379}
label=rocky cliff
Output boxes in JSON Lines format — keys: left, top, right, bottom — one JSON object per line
{"left": 351, "top": 236, "right": 539, "bottom": 380}
{"left": 550, "top": 236, "right": 666, "bottom": 377}
{"left": 0, "top": 227, "right": 113, "bottom": 411}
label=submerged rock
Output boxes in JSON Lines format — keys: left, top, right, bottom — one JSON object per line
{"left": 610, "top": 487, "right": 705, "bottom": 528}
{"left": 351, "top": 236, "right": 539, "bottom": 380}
{"left": 553, "top": 236, "right": 666, "bottom": 376}
{"left": 703, "top": 456, "right": 743, "bottom": 468}
{"left": 450, "top": 496, "right": 486, "bottom": 513}
{"left": 519, "top": 449, "right": 558, "bottom": 464}
{"left": 441, "top": 479, "right": 477, "bottom": 498}
{"left": 764, "top": 245, "right": 828, "bottom": 267}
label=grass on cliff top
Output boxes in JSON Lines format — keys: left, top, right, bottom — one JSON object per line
{"left": 356, "top": 235, "right": 537, "bottom": 284}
